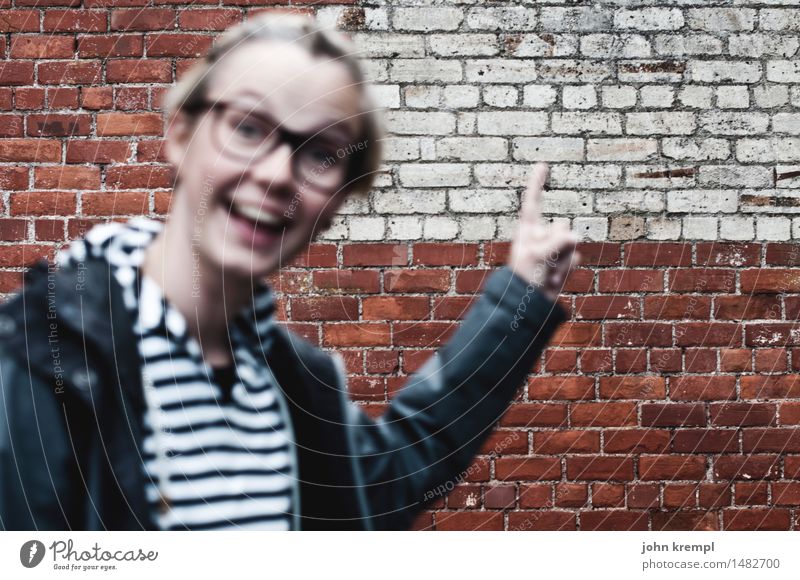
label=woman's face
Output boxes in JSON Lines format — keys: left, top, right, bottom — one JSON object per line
{"left": 164, "top": 40, "right": 365, "bottom": 279}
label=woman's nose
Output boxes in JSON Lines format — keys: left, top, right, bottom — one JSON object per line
{"left": 248, "top": 140, "right": 296, "bottom": 197}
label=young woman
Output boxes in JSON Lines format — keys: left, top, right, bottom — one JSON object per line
{"left": 0, "top": 13, "right": 580, "bottom": 531}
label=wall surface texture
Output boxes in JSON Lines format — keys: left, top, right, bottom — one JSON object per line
{"left": 1, "top": 1, "right": 800, "bottom": 530}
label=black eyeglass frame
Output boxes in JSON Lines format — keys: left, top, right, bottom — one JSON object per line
{"left": 184, "top": 97, "right": 355, "bottom": 193}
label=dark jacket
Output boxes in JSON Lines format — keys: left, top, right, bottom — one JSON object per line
{"left": 0, "top": 253, "right": 567, "bottom": 531}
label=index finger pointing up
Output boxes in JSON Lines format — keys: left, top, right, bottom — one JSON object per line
{"left": 520, "top": 162, "right": 549, "bottom": 225}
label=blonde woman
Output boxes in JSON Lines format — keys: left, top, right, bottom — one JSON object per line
{"left": 0, "top": 13, "right": 580, "bottom": 531}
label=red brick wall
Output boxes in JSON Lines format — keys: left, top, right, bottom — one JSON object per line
{"left": 279, "top": 240, "right": 800, "bottom": 531}
{"left": 2, "top": 2, "right": 800, "bottom": 531}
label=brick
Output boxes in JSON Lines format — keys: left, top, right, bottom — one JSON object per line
{"left": 322, "top": 323, "right": 391, "bottom": 347}
{"left": 34, "top": 166, "right": 99, "bottom": 189}
{"left": 599, "top": 376, "right": 665, "bottom": 399}
{"left": 734, "top": 482, "right": 768, "bottom": 506}
{"left": 598, "top": 269, "right": 662, "bottom": 292}
{"left": 495, "top": 457, "right": 562, "bottom": 481}
{"left": 313, "top": 270, "right": 381, "bottom": 294}
{"left": 722, "top": 508, "right": 791, "bottom": 531}
{"left": 10, "top": 36, "right": 73, "bottom": 59}
{"left": 0, "top": 10, "right": 39, "bottom": 32}
{"left": 571, "top": 402, "right": 637, "bottom": 427}
{"left": 643, "top": 296, "right": 711, "bottom": 320}
{"left": 742, "top": 428, "right": 800, "bottom": 453}
{"left": 0, "top": 139, "right": 60, "bottom": 163}
{"left": 653, "top": 511, "right": 719, "bottom": 531}
{"left": 384, "top": 269, "right": 449, "bottom": 292}
{"left": 575, "top": 296, "right": 637, "bottom": 320}
{"left": 27, "top": 114, "right": 91, "bottom": 137}
{"left": 500, "top": 403, "right": 568, "bottom": 428}
{"left": 483, "top": 485, "right": 516, "bottom": 510}
{"left": 0, "top": 219, "right": 27, "bottom": 241}
{"left": 106, "top": 59, "right": 172, "bottom": 83}
{"left": 106, "top": 166, "right": 172, "bottom": 190}
{"left": 528, "top": 376, "right": 594, "bottom": 401}
{"left": 710, "top": 403, "right": 777, "bottom": 427}
{"left": 641, "top": 403, "right": 706, "bottom": 427}
{"left": 741, "top": 375, "right": 800, "bottom": 399}
{"left": 393, "top": 321, "right": 455, "bottom": 347}
{"left": 43, "top": 10, "right": 106, "bottom": 33}
{"left": 625, "top": 242, "right": 692, "bottom": 266}
{"left": 663, "top": 484, "right": 697, "bottom": 509}
{"left": 0, "top": 245, "right": 52, "bottom": 267}
{"left": 591, "top": 483, "right": 625, "bottom": 507}
{"left": 580, "top": 349, "right": 613, "bottom": 372}
{"left": 96, "top": 113, "right": 163, "bottom": 136}
{"left": 603, "top": 429, "right": 670, "bottom": 454}
{"left": 81, "top": 191, "right": 147, "bottom": 216}
{"left": 554, "top": 483, "right": 587, "bottom": 508}
{"left": 566, "top": 456, "right": 634, "bottom": 481}
{"left": 111, "top": 9, "right": 176, "bottom": 31}
{"left": 696, "top": 242, "right": 760, "bottom": 266}
{"left": 628, "top": 483, "right": 659, "bottom": 509}
{"left": 580, "top": 510, "right": 648, "bottom": 531}
{"left": 9, "top": 191, "right": 76, "bottom": 216}
{"left": 713, "top": 455, "right": 780, "bottom": 480}
{"left": 670, "top": 376, "right": 736, "bottom": 401}
{"left": 772, "top": 483, "right": 800, "bottom": 506}
{"left": 77, "top": 34, "right": 143, "bottom": 58}
{"left": 639, "top": 455, "right": 707, "bottom": 480}
{"left": 508, "top": 511, "right": 576, "bottom": 531}
{"left": 714, "top": 295, "right": 781, "bottom": 320}
{"left": 755, "top": 348, "right": 788, "bottom": 372}
{"left": 435, "top": 511, "right": 504, "bottom": 531}
{"left": 38, "top": 61, "right": 102, "bottom": 85}
{"left": 290, "top": 297, "right": 358, "bottom": 322}
{"left": 431, "top": 295, "right": 476, "bottom": 320}
{"left": 698, "top": 483, "right": 731, "bottom": 509}
{"left": 675, "top": 323, "right": 742, "bottom": 347}
{"left": 746, "top": 323, "right": 800, "bottom": 347}
{"left": 411, "top": 243, "right": 478, "bottom": 266}
{"left": 742, "top": 269, "right": 800, "bottom": 293}
{"left": 673, "top": 429, "right": 738, "bottom": 453}
{"left": 548, "top": 322, "right": 601, "bottom": 348}
{"left": 65, "top": 141, "right": 131, "bottom": 164}
{"left": 543, "top": 349, "right": 576, "bottom": 373}
{"left": 671, "top": 267, "right": 738, "bottom": 294}
{"left": 362, "top": 296, "right": 429, "bottom": 321}
{"left": 478, "top": 430, "right": 527, "bottom": 455}
{"left": 533, "top": 430, "right": 600, "bottom": 454}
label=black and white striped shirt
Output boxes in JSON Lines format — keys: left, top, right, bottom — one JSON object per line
{"left": 56, "top": 216, "right": 297, "bottom": 531}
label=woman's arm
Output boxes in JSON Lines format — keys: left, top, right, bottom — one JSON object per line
{"left": 343, "top": 163, "right": 580, "bottom": 530}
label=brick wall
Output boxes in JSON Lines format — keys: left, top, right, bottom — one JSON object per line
{"left": 2, "top": 2, "right": 800, "bottom": 530}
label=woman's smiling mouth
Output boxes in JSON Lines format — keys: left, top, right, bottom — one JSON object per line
{"left": 227, "top": 199, "right": 292, "bottom": 248}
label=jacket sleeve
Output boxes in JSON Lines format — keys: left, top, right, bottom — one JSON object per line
{"left": 0, "top": 345, "right": 87, "bottom": 530}
{"left": 341, "top": 265, "right": 569, "bottom": 530}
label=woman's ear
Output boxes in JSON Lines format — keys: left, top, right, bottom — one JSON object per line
{"left": 164, "top": 110, "right": 193, "bottom": 169}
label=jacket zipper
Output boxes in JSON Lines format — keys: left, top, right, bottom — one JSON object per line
{"left": 268, "top": 363, "right": 302, "bottom": 531}
{"left": 331, "top": 352, "right": 374, "bottom": 531}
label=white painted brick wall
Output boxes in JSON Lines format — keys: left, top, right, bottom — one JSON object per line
{"left": 315, "top": 3, "right": 800, "bottom": 242}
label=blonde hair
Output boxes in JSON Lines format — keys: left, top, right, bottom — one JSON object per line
{"left": 162, "top": 12, "right": 384, "bottom": 198}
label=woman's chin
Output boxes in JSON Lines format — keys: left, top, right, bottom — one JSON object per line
{"left": 203, "top": 228, "right": 303, "bottom": 280}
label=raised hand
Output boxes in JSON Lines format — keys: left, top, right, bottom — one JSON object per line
{"left": 508, "top": 162, "right": 581, "bottom": 304}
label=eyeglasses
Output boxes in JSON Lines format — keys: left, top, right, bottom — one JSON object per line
{"left": 195, "top": 98, "right": 351, "bottom": 193}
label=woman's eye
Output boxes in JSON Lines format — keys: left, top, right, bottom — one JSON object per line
{"left": 232, "top": 119, "right": 268, "bottom": 142}
{"left": 306, "top": 146, "right": 337, "bottom": 164}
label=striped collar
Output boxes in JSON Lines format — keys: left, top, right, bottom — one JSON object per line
{"left": 55, "top": 216, "right": 278, "bottom": 359}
